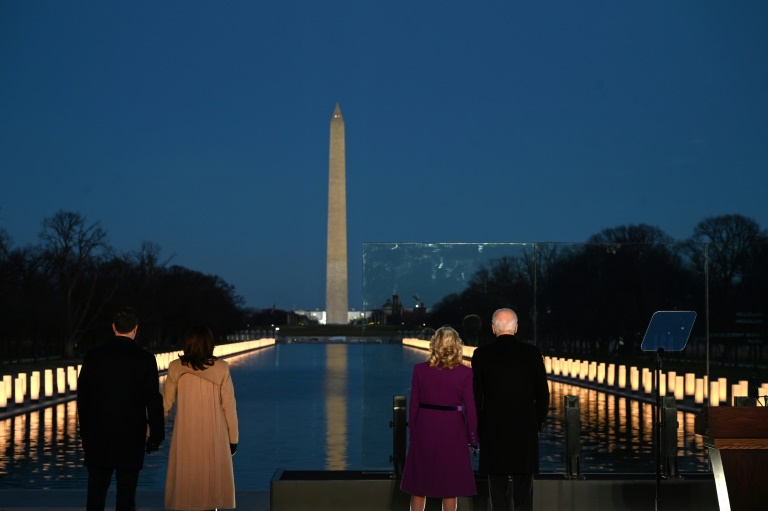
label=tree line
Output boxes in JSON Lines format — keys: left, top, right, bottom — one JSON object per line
{"left": 429, "top": 214, "right": 768, "bottom": 364}
{"left": 0, "top": 210, "right": 248, "bottom": 362}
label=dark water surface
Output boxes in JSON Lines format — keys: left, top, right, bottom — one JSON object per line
{"left": 0, "top": 343, "right": 709, "bottom": 491}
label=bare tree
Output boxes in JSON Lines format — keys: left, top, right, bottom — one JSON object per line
{"left": 39, "top": 210, "right": 112, "bottom": 357}
{"left": 689, "top": 214, "right": 767, "bottom": 289}
{"left": 587, "top": 223, "right": 675, "bottom": 245}
{"left": 688, "top": 214, "right": 768, "bottom": 363}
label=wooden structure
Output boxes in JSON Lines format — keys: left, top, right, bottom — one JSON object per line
{"left": 694, "top": 406, "right": 768, "bottom": 510}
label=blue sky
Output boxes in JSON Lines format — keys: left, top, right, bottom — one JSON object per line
{"left": 1, "top": 1, "right": 767, "bottom": 311}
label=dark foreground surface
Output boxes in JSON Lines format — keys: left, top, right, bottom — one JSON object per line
{"left": 0, "top": 490, "right": 269, "bottom": 511}
{"left": 269, "top": 471, "right": 719, "bottom": 511}
{"left": 0, "top": 473, "right": 719, "bottom": 511}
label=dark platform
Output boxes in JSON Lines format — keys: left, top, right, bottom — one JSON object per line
{"left": 270, "top": 470, "right": 718, "bottom": 511}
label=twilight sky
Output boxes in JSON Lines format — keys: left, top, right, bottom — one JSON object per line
{"left": 1, "top": 1, "right": 767, "bottom": 311}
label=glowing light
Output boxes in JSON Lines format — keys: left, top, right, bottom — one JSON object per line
{"left": 760, "top": 384, "right": 768, "bottom": 405}
{"left": 3, "top": 375, "right": 11, "bottom": 399}
{"left": 14, "top": 377, "right": 24, "bottom": 404}
{"left": 718, "top": 378, "right": 728, "bottom": 403}
{"left": 685, "top": 373, "right": 696, "bottom": 396}
{"left": 56, "top": 368, "right": 66, "bottom": 395}
{"left": 18, "top": 373, "right": 27, "bottom": 396}
{"left": 67, "top": 366, "right": 77, "bottom": 392}
{"left": 731, "top": 384, "right": 742, "bottom": 405}
{"left": 30, "top": 371, "right": 40, "bottom": 401}
{"left": 709, "top": 381, "right": 719, "bottom": 406}
{"left": 739, "top": 380, "right": 749, "bottom": 397}
{"left": 674, "top": 376, "right": 684, "bottom": 400}
{"left": 642, "top": 368, "right": 651, "bottom": 394}
{"left": 695, "top": 378, "right": 704, "bottom": 404}
{"left": 44, "top": 369, "right": 54, "bottom": 397}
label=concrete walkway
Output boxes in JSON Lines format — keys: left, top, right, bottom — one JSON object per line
{"left": 0, "top": 490, "right": 270, "bottom": 511}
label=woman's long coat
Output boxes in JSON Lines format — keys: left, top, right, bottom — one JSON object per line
{"left": 163, "top": 358, "right": 239, "bottom": 510}
{"left": 400, "top": 362, "right": 478, "bottom": 498}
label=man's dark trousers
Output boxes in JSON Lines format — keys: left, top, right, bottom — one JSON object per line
{"left": 488, "top": 473, "right": 533, "bottom": 511}
{"left": 86, "top": 466, "right": 140, "bottom": 511}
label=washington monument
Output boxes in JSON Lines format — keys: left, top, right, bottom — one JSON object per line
{"left": 325, "top": 103, "right": 348, "bottom": 324}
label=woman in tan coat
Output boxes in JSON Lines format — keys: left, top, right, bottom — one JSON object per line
{"left": 163, "top": 325, "right": 239, "bottom": 511}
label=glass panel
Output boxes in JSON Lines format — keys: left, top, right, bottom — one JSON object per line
{"left": 362, "top": 241, "right": 768, "bottom": 474}
{"left": 362, "top": 242, "right": 711, "bottom": 351}
{"left": 706, "top": 242, "right": 768, "bottom": 399}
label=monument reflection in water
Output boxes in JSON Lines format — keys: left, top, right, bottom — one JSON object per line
{"left": 0, "top": 343, "right": 709, "bottom": 491}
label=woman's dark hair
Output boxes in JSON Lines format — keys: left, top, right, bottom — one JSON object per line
{"left": 179, "top": 325, "right": 217, "bottom": 371}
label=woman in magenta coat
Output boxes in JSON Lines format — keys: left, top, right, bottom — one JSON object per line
{"left": 400, "top": 326, "right": 479, "bottom": 511}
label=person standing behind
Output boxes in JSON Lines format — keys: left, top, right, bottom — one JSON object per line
{"left": 471, "top": 308, "right": 549, "bottom": 511}
{"left": 77, "top": 307, "right": 165, "bottom": 511}
{"left": 400, "top": 326, "right": 478, "bottom": 511}
{"left": 163, "top": 325, "right": 239, "bottom": 511}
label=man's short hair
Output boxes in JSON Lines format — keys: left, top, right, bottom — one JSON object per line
{"left": 492, "top": 308, "right": 518, "bottom": 334}
{"left": 113, "top": 307, "right": 139, "bottom": 334}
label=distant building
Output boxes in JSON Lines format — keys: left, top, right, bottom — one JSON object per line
{"left": 292, "top": 309, "right": 369, "bottom": 326}
{"left": 370, "top": 294, "right": 428, "bottom": 327}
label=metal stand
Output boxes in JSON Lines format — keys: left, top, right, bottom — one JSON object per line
{"left": 653, "top": 348, "right": 664, "bottom": 511}
{"left": 661, "top": 396, "right": 679, "bottom": 478}
{"left": 564, "top": 395, "right": 582, "bottom": 479}
{"left": 641, "top": 311, "right": 696, "bottom": 511}
{"left": 390, "top": 395, "right": 407, "bottom": 478}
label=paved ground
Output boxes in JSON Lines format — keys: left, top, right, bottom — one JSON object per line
{"left": 0, "top": 490, "right": 270, "bottom": 511}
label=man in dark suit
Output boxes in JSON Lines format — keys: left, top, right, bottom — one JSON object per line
{"left": 77, "top": 307, "right": 165, "bottom": 511}
{"left": 471, "top": 308, "right": 550, "bottom": 511}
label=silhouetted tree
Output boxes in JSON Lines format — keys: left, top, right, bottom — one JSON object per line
{"left": 0, "top": 231, "right": 53, "bottom": 359}
{"left": 689, "top": 214, "right": 767, "bottom": 289}
{"left": 38, "top": 211, "right": 115, "bottom": 357}
{"left": 0, "top": 211, "right": 248, "bottom": 361}
{"left": 687, "top": 214, "right": 768, "bottom": 364}
{"left": 431, "top": 256, "right": 533, "bottom": 337}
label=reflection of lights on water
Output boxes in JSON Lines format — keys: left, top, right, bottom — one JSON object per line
{"left": 44, "top": 406, "right": 54, "bottom": 455}
{"left": 0, "top": 418, "right": 9, "bottom": 470}
{"left": 223, "top": 346, "right": 273, "bottom": 367}
{"left": 2, "top": 352, "right": 712, "bottom": 488}
{"left": 324, "top": 344, "right": 348, "bottom": 470}
{"left": 547, "top": 381, "right": 708, "bottom": 471}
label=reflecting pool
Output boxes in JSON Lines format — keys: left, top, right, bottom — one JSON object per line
{"left": 0, "top": 343, "right": 710, "bottom": 491}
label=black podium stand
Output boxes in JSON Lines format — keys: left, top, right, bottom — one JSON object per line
{"left": 640, "top": 311, "right": 696, "bottom": 511}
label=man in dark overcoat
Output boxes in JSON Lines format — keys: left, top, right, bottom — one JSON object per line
{"left": 471, "top": 308, "right": 550, "bottom": 511}
{"left": 77, "top": 307, "right": 165, "bottom": 511}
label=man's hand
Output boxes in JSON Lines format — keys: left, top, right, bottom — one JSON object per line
{"left": 145, "top": 439, "right": 161, "bottom": 453}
